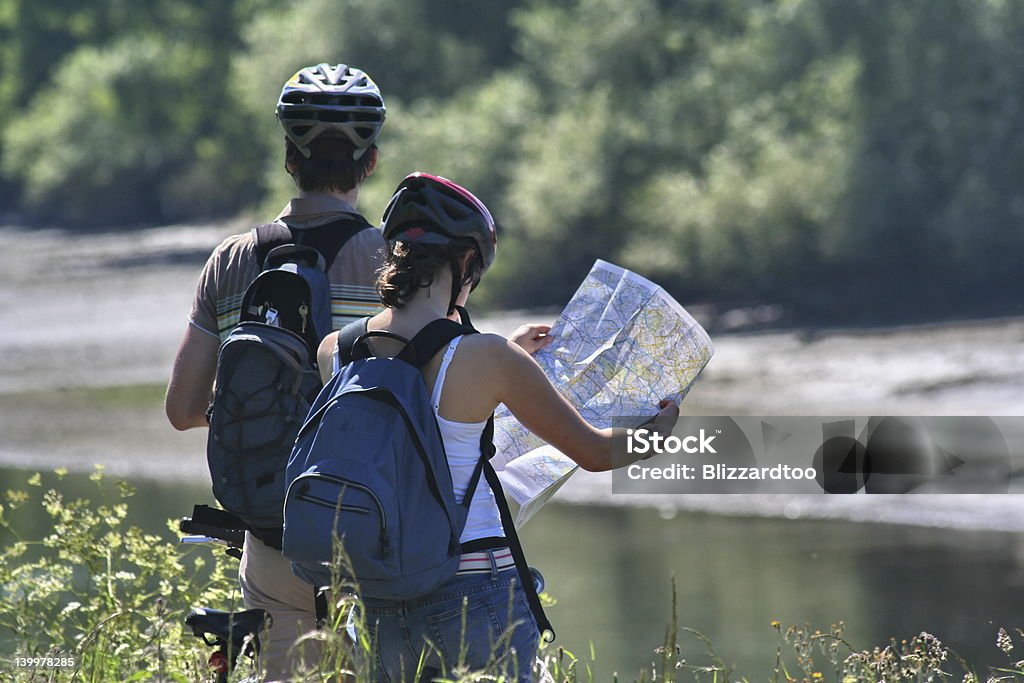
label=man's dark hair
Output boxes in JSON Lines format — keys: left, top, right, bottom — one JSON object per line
{"left": 285, "top": 135, "right": 376, "bottom": 193}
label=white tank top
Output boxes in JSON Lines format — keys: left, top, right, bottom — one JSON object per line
{"left": 430, "top": 336, "right": 505, "bottom": 543}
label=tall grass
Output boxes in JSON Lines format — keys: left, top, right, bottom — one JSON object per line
{"left": 1, "top": 469, "right": 1021, "bottom": 682}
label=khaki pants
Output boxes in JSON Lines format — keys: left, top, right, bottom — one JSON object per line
{"left": 238, "top": 533, "right": 321, "bottom": 681}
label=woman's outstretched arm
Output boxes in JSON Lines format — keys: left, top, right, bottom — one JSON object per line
{"left": 488, "top": 336, "right": 678, "bottom": 471}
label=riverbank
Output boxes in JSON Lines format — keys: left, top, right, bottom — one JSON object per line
{"left": 3, "top": 222, "right": 1024, "bottom": 681}
{"left": 2, "top": 222, "right": 1023, "bottom": 529}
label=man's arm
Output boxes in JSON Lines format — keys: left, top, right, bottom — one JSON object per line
{"left": 165, "top": 324, "right": 219, "bottom": 430}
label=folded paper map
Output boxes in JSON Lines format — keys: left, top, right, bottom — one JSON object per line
{"left": 492, "top": 259, "right": 715, "bottom": 525}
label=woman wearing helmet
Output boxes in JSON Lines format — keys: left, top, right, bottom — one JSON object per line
{"left": 317, "top": 173, "right": 678, "bottom": 682}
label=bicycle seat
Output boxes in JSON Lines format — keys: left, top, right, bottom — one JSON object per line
{"left": 186, "top": 607, "right": 270, "bottom": 653}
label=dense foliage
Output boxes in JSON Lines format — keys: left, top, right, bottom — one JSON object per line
{"left": 0, "top": 468, "right": 241, "bottom": 681}
{"left": 1, "top": 0, "right": 1021, "bottom": 320}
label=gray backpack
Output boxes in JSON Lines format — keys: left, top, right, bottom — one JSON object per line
{"left": 205, "top": 219, "right": 366, "bottom": 548}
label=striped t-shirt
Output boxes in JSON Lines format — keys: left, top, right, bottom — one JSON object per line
{"left": 189, "top": 194, "right": 385, "bottom": 341}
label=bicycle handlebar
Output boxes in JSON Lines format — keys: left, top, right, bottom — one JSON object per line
{"left": 178, "top": 504, "right": 246, "bottom": 548}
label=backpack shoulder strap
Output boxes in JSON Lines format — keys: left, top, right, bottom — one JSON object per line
{"left": 336, "top": 317, "right": 472, "bottom": 369}
{"left": 461, "top": 416, "right": 557, "bottom": 641}
{"left": 482, "top": 456, "right": 556, "bottom": 641}
{"left": 252, "top": 222, "right": 292, "bottom": 269}
{"left": 397, "top": 318, "right": 476, "bottom": 368}
{"left": 253, "top": 216, "right": 372, "bottom": 271}
{"left": 295, "top": 216, "right": 373, "bottom": 270}
{"left": 335, "top": 317, "right": 371, "bottom": 367}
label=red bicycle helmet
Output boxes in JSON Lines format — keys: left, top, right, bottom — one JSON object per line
{"left": 381, "top": 173, "right": 496, "bottom": 272}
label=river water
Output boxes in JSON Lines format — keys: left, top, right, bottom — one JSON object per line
{"left": 1, "top": 223, "right": 1023, "bottom": 678}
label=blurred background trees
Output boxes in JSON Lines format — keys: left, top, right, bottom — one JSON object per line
{"left": 0, "top": 0, "right": 1021, "bottom": 322}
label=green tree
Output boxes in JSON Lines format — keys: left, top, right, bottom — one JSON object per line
{"left": 831, "top": 0, "right": 1024, "bottom": 315}
{"left": 1, "top": 0, "right": 265, "bottom": 225}
{"left": 1, "top": 0, "right": 1021, "bottom": 320}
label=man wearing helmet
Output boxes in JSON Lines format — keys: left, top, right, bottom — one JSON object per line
{"left": 165, "top": 63, "right": 388, "bottom": 680}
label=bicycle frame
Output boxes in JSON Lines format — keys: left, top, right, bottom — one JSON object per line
{"left": 179, "top": 504, "right": 266, "bottom": 682}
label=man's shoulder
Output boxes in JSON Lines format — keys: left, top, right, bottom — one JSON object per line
{"left": 211, "top": 228, "right": 255, "bottom": 250}
{"left": 215, "top": 215, "right": 381, "bottom": 253}
{"left": 283, "top": 213, "right": 381, "bottom": 248}
{"left": 343, "top": 221, "right": 385, "bottom": 251}
{"left": 205, "top": 230, "right": 257, "bottom": 269}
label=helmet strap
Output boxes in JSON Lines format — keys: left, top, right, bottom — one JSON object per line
{"left": 447, "top": 253, "right": 463, "bottom": 316}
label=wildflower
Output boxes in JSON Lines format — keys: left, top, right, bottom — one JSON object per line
{"left": 771, "top": 620, "right": 781, "bottom": 630}
{"left": 5, "top": 489, "right": 29, "bottom": 508}
{"left": 997, "top": 627, "right": 1013, "bottom": 654}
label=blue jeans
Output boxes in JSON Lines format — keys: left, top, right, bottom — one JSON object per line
{"left": 358, "top": 569, "right": 539, "bottom": 682}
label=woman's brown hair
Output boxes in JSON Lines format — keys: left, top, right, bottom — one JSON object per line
{"left": 376, "top": 240, "right": 483, "bottom": 313}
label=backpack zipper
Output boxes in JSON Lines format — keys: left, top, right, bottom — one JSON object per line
{"left": 300, "top": 473, "right": 390, "bottom": 556}
{"left": 296, "top": 489, "right": 371, "bottom": 516}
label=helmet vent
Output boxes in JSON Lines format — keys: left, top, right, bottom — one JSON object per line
{"left": 442, "top": 204, "right": 469, "bottom": 221}
{"left": 282, "top": 93, "right": 382, "bottom": 108}
{"left": 319, "top": 110, "right": 353, "bottom": 123}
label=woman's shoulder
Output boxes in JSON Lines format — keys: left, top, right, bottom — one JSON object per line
{"left": 455, "top": 332, "right": 526, "bottom": 370}
{"left": 458, "top": 332, "right": 514, "bottom": 352}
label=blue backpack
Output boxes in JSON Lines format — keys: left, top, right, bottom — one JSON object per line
{"left": 282, "top": 318, "right": 481, "bottom": 598}
{"left": 282, "top": 315, "right": 554, "bottom": 638}
{"left": 206, "top": 219, "right": 367, "bottom": 548}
